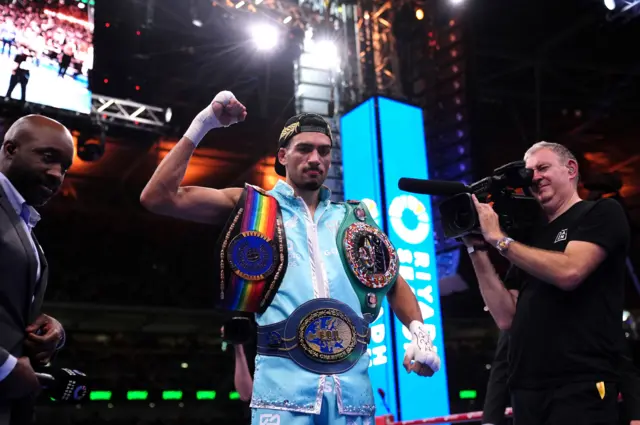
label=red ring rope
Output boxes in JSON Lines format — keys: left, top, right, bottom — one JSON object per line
{"left": 375, "top": 393, "right": 625, "bottom": 425}
{"left": 387, "top": 408, "right": 512, "bottom": 425}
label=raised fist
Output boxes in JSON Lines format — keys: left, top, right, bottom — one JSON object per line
{"left": 211, "top": 91, "right": 247, "bottom": 127}
{"left": 184, "top": 90, "right": 248, "bottom": 146}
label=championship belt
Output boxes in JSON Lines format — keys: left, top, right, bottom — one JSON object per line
{"left": 336, "top": 201, "right": 399, "bottom": 322}
{"left": 256, "top": 298, "right": 370, "bottom": 374}
{"left": 216, "top": 184, "right": 287, "bottom": 314}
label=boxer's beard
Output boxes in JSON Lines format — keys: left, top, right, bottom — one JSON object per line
{"left": 293, "top": 165, "right": 324, "bottom": 191}
{"left": 292, "top": 172, "right": 323, "bottom": 191}
{"left": 300, "top": 180, "right": 322, "bottom": 191}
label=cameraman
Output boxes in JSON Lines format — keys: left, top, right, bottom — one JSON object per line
{"left": 464, "top": 142, "right": 630, "bottom": 425}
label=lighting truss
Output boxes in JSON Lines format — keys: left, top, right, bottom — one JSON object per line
{"left": 214, "top": 0, "right": 336, "bottom": 29}
{"left": 91, "top": 94, "right": 169, "bottom": 128}
{"left": 606, "top": 0, "right": 640, "bottom": 20}
{"left": 358, "top": 0, "right": 403, "bottom": 97}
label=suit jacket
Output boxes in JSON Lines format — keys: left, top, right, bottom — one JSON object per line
{"left": 0, "top": 184, "right": 49, "bottom": 425}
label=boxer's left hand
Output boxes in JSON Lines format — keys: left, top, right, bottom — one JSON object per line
{"left": 24, "top": 314, "right": 64, "bottom": 364}
{"left": 402, "top": 321, "right": 440, "bottom": 377}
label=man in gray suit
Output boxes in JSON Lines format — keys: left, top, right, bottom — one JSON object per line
{"left": 0, "top": 115, "right": 74, "bottom": 424}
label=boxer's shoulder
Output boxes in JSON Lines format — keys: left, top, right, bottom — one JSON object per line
{"left": 245, "top": 183, "right": 269, "bottom": 195}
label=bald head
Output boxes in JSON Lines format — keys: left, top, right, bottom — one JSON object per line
{"left": 0, "top": 114, "right": 74, "bottom": 206}
{"left": 3, "top": 114, "right": 73, "bottom": 149}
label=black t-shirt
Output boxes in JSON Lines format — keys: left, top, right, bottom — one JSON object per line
{"left": 506, "top": 199, "right": 630, "bottom": 389}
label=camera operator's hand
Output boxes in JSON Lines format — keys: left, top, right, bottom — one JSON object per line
{"left": 461, "top": 234, "right": 486, "bottom": 248}
{"left": 471, "top": 194, "right": 505, "bottom": 246}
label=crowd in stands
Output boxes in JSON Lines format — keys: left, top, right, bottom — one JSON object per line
{"left": 0, "top": 0, "right": 93, "bottom": 76}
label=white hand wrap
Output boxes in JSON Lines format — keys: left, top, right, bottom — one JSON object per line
{"left": 184, "top": 90, "right": 236, "bottom": 147}
{"left": 405, "top": 320, "right": 441, "bottom": 373}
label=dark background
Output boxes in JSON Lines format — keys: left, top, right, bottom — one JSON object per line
{"left": 1, "top": 0, "right": 638, "bottom": 423}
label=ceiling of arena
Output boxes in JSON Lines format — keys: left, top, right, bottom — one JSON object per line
{"left": 37, "top": 0, "right": 639, "bottom": 243}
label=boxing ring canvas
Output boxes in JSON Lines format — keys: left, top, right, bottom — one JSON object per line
{"left": 341, "top": 96, "right": 450, "bottom": 421}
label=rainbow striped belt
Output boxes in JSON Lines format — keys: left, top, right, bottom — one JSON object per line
{"left": 217, "top": 184, "right": 287, "bottom": 313}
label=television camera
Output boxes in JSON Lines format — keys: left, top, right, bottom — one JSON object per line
{"left": 399, "top": 161, "right": 541, "bottom": 240}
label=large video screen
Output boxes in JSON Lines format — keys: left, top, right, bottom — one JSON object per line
{"left": 0, "top": 0, "right": 94, "bottom": 114}
{"left": 341, "top": 97, "right": 399, "bottom": 418}
{"left": 341, "top": 96, "right": 450, "bottom": 421}
{"left": 378, "top": 97, "right": 450, "bottom": 421}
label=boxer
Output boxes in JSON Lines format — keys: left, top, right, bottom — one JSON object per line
{"left": 141, "top": 92, "right": 440, "bottom": 424}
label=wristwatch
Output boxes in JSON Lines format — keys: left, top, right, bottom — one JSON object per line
{"left": 495, "top": 237, "right": 514, "bottom": 255}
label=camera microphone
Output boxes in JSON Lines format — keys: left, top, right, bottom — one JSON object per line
{"left": 398, "top": 178, "right": 471, "bottom": 196}
{"left": 36, "top": 368, "right": 89, "bottom": 403}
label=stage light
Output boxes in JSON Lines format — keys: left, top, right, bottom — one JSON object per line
{"left": 196, "top": 391, "right": 216, "bottom": 400}
{"left": 306, "top": 39, "right": 340, "bottom": 70}
{"left": 251, "top": 24, "right": 279, "bottom": 51}
{"left": 127, "top": 391, "right": 148, "bottom": 401}
{"left": 459, "top": 390, "right": 477, "bottom": 399}
{"left": 450, "top": 0, "right": 464, "bottom": 4}
{"left": 191, "top": 0, "right": 202, "bottom": 27}
{"left": 165, "top": 108, "right": 173, "bottom": 123}
{"left": 89, "top": 391, "right": 112, "bottom": 401}
{"left": 604, "top": 0, "right": 615, "bottom": 10}
{"left": 76, "top": 133, "right": 105, "bottom": 162}
{"left": 415, "top": 8, "right": 424, "bottom": 20}
{"left": 162, "top": 391, "right": 183, "bottom": 400}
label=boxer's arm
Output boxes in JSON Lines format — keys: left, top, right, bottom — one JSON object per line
{"left": 387, "top": 276, "right": 423, "bottom": 327}
{"left": 390, "top": 276, "right": 441, "bottom": 375}
{"left": 141, "top": 92, "right": 246, "bottom": 225}
{"left": 140, "top": 137, "right": 242, "bottom": 225}
{"left": 470, "top": 252, "right": 518, "bottom": 330}
{"left": 233, "top": 344, "right": 253, "bottom": 402}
